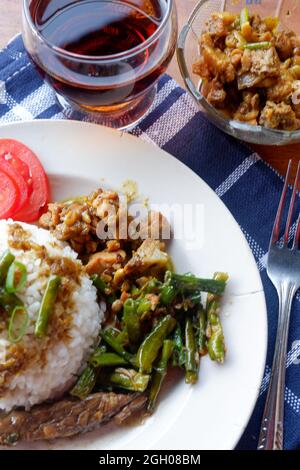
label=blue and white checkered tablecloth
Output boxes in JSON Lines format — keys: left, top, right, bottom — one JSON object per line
{"left": 1, "top": 35, "right": 300, "bottom": 450}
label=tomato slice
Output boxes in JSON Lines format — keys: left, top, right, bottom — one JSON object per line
{"left": 4, "top": 154, "right": 33, "bottom": 196}
{"left": 0, "top": 139, "right": 50, "bottom": 222}
{"left": 0, "top": 156, "right": 29, "bottom": 214}
{"left": 0, "top": 171, "right": 18, "bottom": 219}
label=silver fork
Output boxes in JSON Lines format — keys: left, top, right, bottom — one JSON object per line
{"left": 258, "top": 160, "right": 300, "bottom": 451}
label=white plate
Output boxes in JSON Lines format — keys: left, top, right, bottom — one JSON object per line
{"left": 0, "top": 120, "right": 267, "bottom": 450}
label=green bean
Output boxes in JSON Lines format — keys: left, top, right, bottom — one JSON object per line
{"left": 70, "top": 365, "right": 97, "bottom": 399}
{"left": 115, "top": 329, "right": 129, "bottom": 346}
{"left": 198, "top": 307, "right": 207, "bottom": 356}
{"left": 123, "top": 298, "right": 142, "bottom": 344}
{"left": 140, "top": 278, "right": 161, "bottom": 294}
{"left": 172, "top": 324, "right": 185, "bottom": 367}
{"left": 243, "top": 41, "right": 272, "bottom": 50}
{"left": 100, "top": 329, "right": 136, "bottom": 366}
{"left": 148, "top": 340, "right": 174, "bottom": 413}
{"left": 34, "top": 275, "right": 61, "bottom": 338}
{"left": 0, "top": 251, "right": 15, "bottom": 285}
{"left": 98, "top": 368, "right": 150, "bottom": 392}
{"left": 136, "top": 297, "right": 152, "bottom": 315}
{"left": 160, "top": 284, "right": 177, "bottom": 306}
{"left": 206, "top": 272, "right": 228, "bottom": 364}
{"left": 137, "top": 315, "right": 176, "bottom": 374}
{"left": 90, "top": 351, "right": 128, "bottom": 368}
{"left": 168, "top": 272, "right": 226, "bottom": 295}
{"left": 91, "top": 275, "right": 116, "bottom": 303}
{"left": 91, "top": 274, "right": 107, "bottom": 293}
{"left": 185, "top": 318, "right": 199, "bottom": 384}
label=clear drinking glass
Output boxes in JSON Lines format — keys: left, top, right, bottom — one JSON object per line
{"left": 177, "top": 0, "right": 300, "bottom": 145}
{"left": 22, "top": 0, "right": 178, "bottom": 129}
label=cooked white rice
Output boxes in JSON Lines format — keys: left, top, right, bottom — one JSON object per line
{"left": 0, "top": 220, "right": 104, "bottom": 412}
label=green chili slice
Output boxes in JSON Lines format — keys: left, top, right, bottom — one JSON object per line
{"left": 5, "top": 261, "right": 27, "bottom": 294}
{"left": 8, "top": 306, "right": 29, "bottom": 343}
{"left": 243, "top": 41, "right": 272, "bottom": 50}
{"left": 0, "top": 250, "right": 15, "bottom": 285}
{"left": 240, "top": 7, "right": 249, "bottom": 27}
{"left": 35, "top": 275, "right": 61, "bottom": 338}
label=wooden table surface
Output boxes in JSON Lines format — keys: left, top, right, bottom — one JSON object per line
{"left": 1, "top": 0, "right": 300, "bottom": 177}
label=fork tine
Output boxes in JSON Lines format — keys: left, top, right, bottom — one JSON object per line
{"left": 270, "top": 160, "right": 292, "bottom": 246}
{"left": 292, "top": 213, "right": 300, "bottom": 250}
{"left": 284, "top": 161, "right": 300, "bottom": 245}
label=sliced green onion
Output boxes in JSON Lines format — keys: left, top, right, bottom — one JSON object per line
{"left": 243, "top": 41, "right": 272, "bottom": 50}
{"left": 240, "top": 7, "right": 249, "bottom": 27}
{"left": 0, "top": 250, "right": 15, "bottom": 285}
{"left": 35, "top": 275, "right": 61, "bottom": 338}
{"left": 5, "top": 261, "right": 27, "bottom": 294}
{"left": 8, "top": 306, "right": 29, "bottom": 343}
{"left": 0, "top": 288, "right": 23, "bottom": 314}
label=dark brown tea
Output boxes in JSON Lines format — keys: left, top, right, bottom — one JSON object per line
{"left": 33, "top": 0, "right": 160, "bottom": 56}
{"left": 26, "top": 0, "right": 176, "bottom": 122}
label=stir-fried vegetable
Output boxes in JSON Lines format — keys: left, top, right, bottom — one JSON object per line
{"left": 185, "top": 318, "right": 199, "bottom": 384}
{"left": 70, "top": 365, "right": 97, "bottom": 400}
{"left": 100, "top": 329, "right": 136, "bottom": 366}
{"left": 0, "top": 251, "right": 15, "bottom": 285}
{"left": 98, "top": 368, "right": 150, "bottom": 392}
{"left": 206, "top": 273, "right": 228, "bottom": 364}
{"left": 123, "top": 298, "right": 143, "bottom": 344}
{"left": 35, "top": 275, "right": 61, "bottom": 338}
{"left": 8, "top": 306, "right": 29, "bottom": 343}
{"left": 90, "top": 351, "right": 128, "bottom": 368}
{"left": 198, "top": 307, "right": 207, "bottom": 356}
{"left": 74, "top": 250, "right": 228, "bottom": 411}
{"left": 148, "top": 340, "right": 174, "bottom": 413}
{"left": 137, "top": 315, "right": 176, "bottom": 374}
{"left": 5, "top": 261, "right": 27, "bottom": 294}
{"left": 166, "top": 272, "right": 226, "bottom": 296}
{"left": 172, "top": 324, "right": 185, "bottom": 367}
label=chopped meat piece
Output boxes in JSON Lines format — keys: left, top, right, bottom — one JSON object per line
{"left": 124, "top": 239, "right": 169, "bottom": 276}
{"left": 206, "top": 14, "right": 234, "bottom": 38}
{"left": 230, "top": 48, "right": 243, "bottom": 68}
{"left": 259, "top": 101, "right": 300, "bottom": 130}
{"left": 251, "top": 14, "right": 268, "bottom": 34}
{"left": 193, "top": 11, "right": 300, "bottom": 131}
{"left": 85, "top": 249, "right": 127, "bottom": 275}
{"left": 193, "top": 58, "right": 211, "bottom": 80}
{"left": 267, "top": 70, "right": 294, "bottom": 102}
{"left": 201, "top": 44, "right": 236, "bottom": 83}
{"left": 234, "top": 92, "right": 260, "bottom": 125}
{"left": 292, "top": 81, "right": 300, "bottom": 117}
{"left": 238, "top": 47, "right": 280, "bottom": 90}
{"left": 275, "top": 31, "right": 294, "bottom": 60}
{"left": 204, "top": 78, "right": 227, "bottom": 106}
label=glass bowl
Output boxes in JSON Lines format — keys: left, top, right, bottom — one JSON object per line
{"left": 177, "top": 0, "right": 300, "bottom": 145}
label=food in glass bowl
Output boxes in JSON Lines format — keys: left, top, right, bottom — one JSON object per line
{"left": 192, "top": 8, "right": 300, "bottom": 131}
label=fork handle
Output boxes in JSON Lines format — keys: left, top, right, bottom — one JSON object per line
{"left": 258, "top": 283, "right": 295, "bottom": 450}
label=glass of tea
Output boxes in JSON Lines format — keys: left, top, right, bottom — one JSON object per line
{"left": 22, "top": 0, "right": 178, "bottom": 129}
